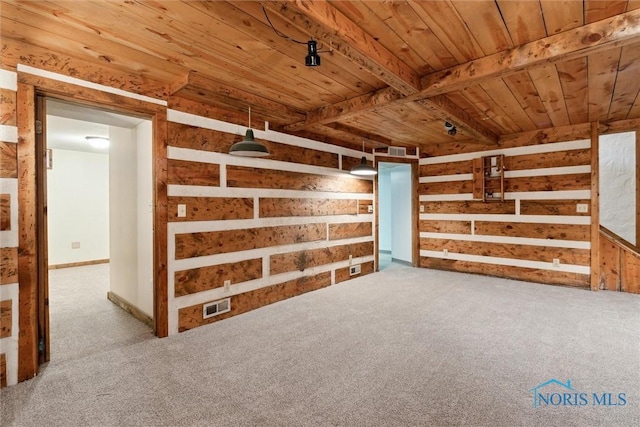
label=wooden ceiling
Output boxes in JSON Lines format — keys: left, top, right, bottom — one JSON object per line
{"left": 2, "top": 1, "right": 640, "bottom": 151}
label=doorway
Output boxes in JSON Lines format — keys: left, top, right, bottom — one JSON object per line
{"left": 42, "top": 98, "right": 154, "bottom": 362}
{"left": 378, "top": 162, "right": 414, "bottom": 270}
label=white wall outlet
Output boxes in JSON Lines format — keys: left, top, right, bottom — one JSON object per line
{"left": 576, "top": 203, "right": 588, "bottom": 213}
{"left": 71, "top": 241, "right": 80, "bottom": 249}
{"left": 223, "top": 280, "right": 231, "bottom": 292}
{"left": 177, "top": 204, "right": 187, "bottom": 217}
{"left": 420, "top": 205, "right": 425, "bottom": 213}
{"left": 443, "top": 249, "right": 448, "bottom": 257}
{"left": 367, "top": 205, "right": 373, "bottom": 213}
{"left": 553, "top": 258, "right": 560, "bottom": 268}
{"left": 349, "top": 264, "right": 361, "bottom": 276}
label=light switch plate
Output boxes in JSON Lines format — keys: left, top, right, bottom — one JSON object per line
{"left": 367, "top": 205, "right": 373, "bottom": 213}
{"left": 177, "top": 204, "right": 186, "bottom": 217}
{"left": 576, "top": 204, "right": 588, "bottom": 213}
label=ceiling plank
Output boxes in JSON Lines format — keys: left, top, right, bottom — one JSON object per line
{"left": 264, "top": 0, "right": 421, "bottom": 96}
{"left": 321, "top": 122, "right": 393, "bottom": 148}
{"left": 420, "top": 8, "right": 640, "bottom": 97}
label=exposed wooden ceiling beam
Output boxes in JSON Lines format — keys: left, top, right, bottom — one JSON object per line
{"left": 282, "top": 8, "right": 640, "bottom": 142}
{"left": 419, "top": 8, "right": 640, "bottom": 96}
{"left": 264, "top": 0, "right": 421, "bottom": 96}
{"left": 322, "top": 122, "right": 393, "bottom": 148}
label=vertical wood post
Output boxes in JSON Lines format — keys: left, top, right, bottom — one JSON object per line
{"left": 16, "top": 82, "right": 39, "bottom": 380}
{"left": 636, "top": 131, "right": 639, "bottom": 247}
{"left": 153, "top": 111, "right": 168, "bottom": 337}
{"left": 590, "top": 121, "right": 600, "bottom": 291}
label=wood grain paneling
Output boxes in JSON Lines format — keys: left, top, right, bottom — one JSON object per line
{"left": 0, "top": 89, "right": 16, "bottom": 125}
{"left": 168, "top": 197, "right": 253, "bottom": 222}
{"left": 359, "top": 199, "right": 373, "bottom": 214}
{"left": 475, "top": 221, "right": 590, "bottom": 241}
{"left": 421, "top": 200, "right": 515, "bottom": 214}
{"left": 0, "top": 194, "right": 10, "bottom": 230}
{"left": 0, "top": 353, "right": 6, "bottom": 388}
{"left": 505, "top": 148, "right": 590, "bottom": 170}
{"left": 599, "top": 233, "right": 620, "bottom": 291}
{"left": 335, "top": 260, "right": 375, "bottom": 283}
{"left": 420, "top": 159, "right": 472, "bottom": 176}
{"left": 167, "top": 159, "right": 220, "bottom": 187}
{"left": 520, "top": 199, "right": 591, "bottom": 216}
{"left": 0, "top": 240, "right": 18, "bottom": 286}
{"left": 178, "top": 272, "right": 332, "bottom": 332}
{"left": 168, "top": 122, "right": 339, "bottom": 168}
{"left": 420, "top": 220, "right": 471, "bottom": 234}
{"left": 419, "top": 180, "right": 473, "bottom": 195}
{"left": 259, "top": 198, "right": 357, "bottom": 218}
{"left": 175, "top": 223, "right": 327, "bottom": 259}
{"left": 621, "top": 250, "right": 640, "bottom": 294}
{"left": 329, "top": 222, "right": 373, "bottom": 240}
{"left": 227, "top": 165, "right": 373, "bottom": 194}
{"left": 505, "top": 173, "right": 591, "bottom": 192}
{"left": 421, "top": 238, "right": 590, "bottom": 265}
{"left": 270, "top": 241, "right": 374, "bottom": 275}
{"left": 174, "top": 258, "right": 262, "bottom": 297}
{"left": 0, "top": 300, "right": 11, "bottom": 338}
{"left": 419, "top": 257, "right": 590, "bottom": 287}
{"left": 0, "top": 142, "right": 17, "bottom": 178}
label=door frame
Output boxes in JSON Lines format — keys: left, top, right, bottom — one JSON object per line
{"left": 16, "top": 73, "right": 168, "bottom": 380}
{"left": 374, "top": 156, "right": 419, "bottom": 271}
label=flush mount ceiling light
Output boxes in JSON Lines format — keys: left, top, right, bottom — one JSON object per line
{"left": 262, "top": 4, "right": 330, "bottom": 67}
{"left": 85, "top": 136, "right": 109, "bottom": 149}
{"left": 350, "top": 140, "right": 377, "bottom": 176}
{"left": 229, "top": 107, "right": 269, "bottom": 157}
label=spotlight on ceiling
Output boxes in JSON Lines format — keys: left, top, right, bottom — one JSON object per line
{"left": 305, "top": 40, "right": 321, "bottom": 67}
{"left": 444, "top": 121, "right": 457, "bottom": 136}
{"left": 85, "top": 136, "right": 110, "bottom": 149}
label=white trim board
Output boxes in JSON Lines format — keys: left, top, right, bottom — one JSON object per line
{"left": 419, "top": 232, "right": 591, "bottom": 249}
{"left": 420, "top": 213, "right": 591, "bottom": 225}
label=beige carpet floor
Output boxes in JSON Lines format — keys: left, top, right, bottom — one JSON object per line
{"left": 1, "top": 263, "right": 639, "bottom": 426}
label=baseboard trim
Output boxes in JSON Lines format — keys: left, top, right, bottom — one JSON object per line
{"left": 107, "top": 291, "right": 153, "bottom": 329}
{"left": 379, "top": 250, "right": 391, "bottom": 254}
{"left": 391, "top": 258, "right": 413, "bottom": 267}
{"left": 48, "top": 259, "right": 109, "bottom": 270}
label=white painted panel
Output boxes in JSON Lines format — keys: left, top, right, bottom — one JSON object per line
{"left": 419, "top": 139, "right": 590, "bottom": 165}
{"left": 505, "top": 165, "right": 591, "bottom": 178}
{"left": 420, "top": 213, "right": 590, "bottom": 225}
{"left": 419, "top": 174, "right": 472, "bottom": 183}
{"left": 136, "top": 120, "right": 154, "bottom": 317}
{"left": 168, "top": 184, "right": 374, "bottom": 200}
{"left": 0, "top": 69, "right": 17, "bottom": 91}
{"left": 17, "top": 64, "right": 166, "bottom": 106}
{"left": 0, "top": 125, "right": 18, "bottom": 143}
{"left": 0, "top": 178, "right": 18, "bottom": 248}
{"left": 420, "top": 250, "right": 590, "bottom": 274}
{"left": 419, "top": 232, "right": 591, "bottom": 249}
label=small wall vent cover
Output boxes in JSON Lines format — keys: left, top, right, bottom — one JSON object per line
{"left": 388, "top": 147, "right": 407, "bottom": 157}
{"left": 202, "top": 298, "right": 231, "bottom": 319}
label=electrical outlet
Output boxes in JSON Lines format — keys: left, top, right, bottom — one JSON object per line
{"left": 420, "top": 205, "right": 425, "bottom": 213}
{"left": 177, "top": 204, "right": 187, "bottom": 218}
{"left": 224, "top": 280, "right": 231, "bottom": 292}
{"left": 349, "top": 264, "right": 361, "bottom": 276}
{"left": 443, "top": 249, "right": 448, "bottom": 257}
{"left": 71, "top": 241, "right": 80, "bottom": 249}
{"left": 367, "top": 205, "right": 373, "bottom": 213}
{"left": 553, "top": 258, "right": 560, "bottom": 268}
{"left": 576, "top": 204, "right": 588, "bottom": 213}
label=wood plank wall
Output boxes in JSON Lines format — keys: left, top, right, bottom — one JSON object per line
{"left": 0, "top": 69, "right": 19, "bottom": 387}
{"left": 166, "top": 108, "right": 375, "bottom": 333}
{"left": 419, "top": 139, "right": 591, "bottom": 287}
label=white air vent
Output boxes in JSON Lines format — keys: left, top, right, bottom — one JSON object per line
{"left": 388, "top": 147, "right": 407, "bottom": 157}
{"left": 202, "top": 298, "right": 231, "bottom": 319}
{"left": 349, "top": 264, "right": 361, "bottom": 276}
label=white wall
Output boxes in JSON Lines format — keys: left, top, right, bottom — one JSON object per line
{"left": 47, "top": 149, "right": 109, "bottom": 265}
{"left": 600, "top": 132, "right": 636, "bottom": 244}
{"left": 378, "top": 172, "right": 392, "bottom": 252}
{"left": 108, "top": 122, "right": 154, "bottom": 317}
{"left": 390, "top": 165, "right": 412, "bottom": 263}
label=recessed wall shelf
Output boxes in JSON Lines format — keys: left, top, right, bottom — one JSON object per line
{"left": 473, "top": 154, "right": 505, "bottom": 202}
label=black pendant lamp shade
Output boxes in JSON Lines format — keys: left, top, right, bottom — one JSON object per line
{"left": 350, "top": 156, "right": 377, "bottom": 176}
{"left": 229, "top": 107, "right": 269, "bottom": 157}
{"left": 305, "top": 40, "right": 321, "bottom": 67}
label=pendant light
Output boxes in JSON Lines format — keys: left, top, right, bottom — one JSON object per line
{"left": 229, "top": 107, "right": 269, "bottom": 157}
{"left": 350, "top": 140, "right": 377, "bottom": 176}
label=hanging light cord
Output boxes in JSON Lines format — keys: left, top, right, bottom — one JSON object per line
{"left": 262, "top": 4, "right": 307, "bottom": 44}
{"left": 248, "top": 106, "right": 252, "bottom": 128}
